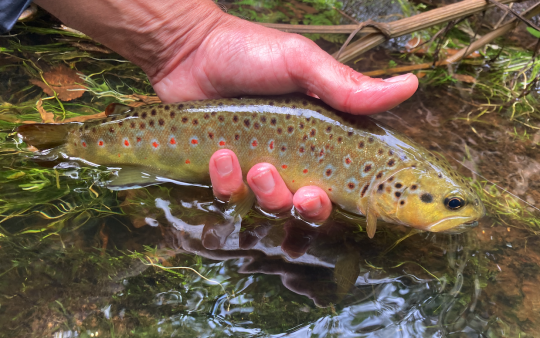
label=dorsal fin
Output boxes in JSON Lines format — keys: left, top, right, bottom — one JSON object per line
{"left": 105, "top": 103, "right": 132, "bottom": 117}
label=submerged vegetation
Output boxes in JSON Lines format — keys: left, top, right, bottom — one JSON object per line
{"left": 0, "top": 0, "right": 539, "bottom": 337}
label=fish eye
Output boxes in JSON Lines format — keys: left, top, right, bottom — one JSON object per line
{"left": 445, "top": 197, "right": 465, "bottom": 210}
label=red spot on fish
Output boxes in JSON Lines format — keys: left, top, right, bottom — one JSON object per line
{"left": 98, "top": 141, "right": 104, "bottom": 146}
{"left": 328, "top": 188, "right": 332, "bottom": 191}
{"left": 345, "top": 158, "right": 352, "bottom": 164}
{"left": 303, "top": 169, "right": 308, "bottom": 173}
{"left": 118, "top": 154, "right": 121, "bottom": 157}
{"left": 137, "top": 137, "right": 141, "bottom": 143}
{"left": 170, "top": 138, "right": 176, "bottom": 145}
{"left": 292, "top": 180, "right": 295, "bottom": 183}
{"left": 124, "top": 140, "right": 129, "bottom": 147}
{"left": 282, "top": 165, "right": 287, "bottom": 169}
{"left": 185, "top": 159, "right": 190, "bottom": 164}
{"left": 252, "top": 140, "right": 258, "bottom": 147}
{"left": 82, "top": 142, "right": 87, "bottom": 147}
{"left": 219, "top": 141, "right": 226, "bottom": 146}
{"left": 269, "top": 141, "right": 274, "bottom": 149}
{"left": 152, "top": 141, "right": 159, "bottom": 148}
{"left": 191, "top": 139, "right": 198, "bottom": 145}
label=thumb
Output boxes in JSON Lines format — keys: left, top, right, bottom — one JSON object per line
{"left": 287, "top": 38, "right": 418, "bottom": 115}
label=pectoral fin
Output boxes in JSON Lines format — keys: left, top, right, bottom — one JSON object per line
{"left": 366, "top": 207, "right": 378, "bottom": 239}
{"left": 107, "top": 167, "right": 160, "bottom": 190}
{"left": 225, "top": 182, "right": 255, "bottom": 219}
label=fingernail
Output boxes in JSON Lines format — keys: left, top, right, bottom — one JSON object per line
{"left": 252, "top": 169, "right": 275, "bottom": 193}
{"left": 215, "top": 155, "right": 233, "bottom": 176}
{"left": 383, "top": 73, "right": 412, "bottom": 83}
{"left": 298, "top": 196, "right": 322, "bottom": 215}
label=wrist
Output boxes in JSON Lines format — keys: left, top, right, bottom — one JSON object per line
{"left": 34, "top": 0, "right": 228, "bottom": 82}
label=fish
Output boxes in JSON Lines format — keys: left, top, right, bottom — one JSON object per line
{"left": 17, "top": 94, "right": 485, "bottom": 237}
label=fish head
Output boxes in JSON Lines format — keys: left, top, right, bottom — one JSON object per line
{"left": 372, "top": 163, "right": 485, "bottom": 233}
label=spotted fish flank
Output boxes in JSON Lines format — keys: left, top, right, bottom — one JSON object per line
{"left": 17, "top": 94, "right": 485, "bottom": 237}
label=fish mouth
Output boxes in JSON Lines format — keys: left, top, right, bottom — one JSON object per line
{"left": 427, "top": 217, "right": 479, "bottom": 233}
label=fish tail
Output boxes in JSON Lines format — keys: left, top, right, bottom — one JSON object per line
{"left": 17, "top": 123, "right": 80, "bottom": 150}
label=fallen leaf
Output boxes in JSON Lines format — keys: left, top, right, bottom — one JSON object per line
{"left": 452, "top": 74, "right": 477, "bottom": 83}
{"left": 37, "top": 98, "right": 55, "bottom": 123}
{"left": 30, "top": 64, "right": 86, "bottom": 101}
{"left": 446, "top": 48, "right": 481, "bottom": 59}
{"left": 127, "top": 94, "right": 161, "bottom": 107}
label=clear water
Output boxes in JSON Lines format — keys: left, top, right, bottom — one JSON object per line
{"left": 1, "top": 3, "right": 540, "bottom": 338}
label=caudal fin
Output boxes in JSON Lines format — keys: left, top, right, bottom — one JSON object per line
{"left": 17, "top": 123, "right": 79, "bottom": 150}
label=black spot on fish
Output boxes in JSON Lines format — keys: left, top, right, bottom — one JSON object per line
{"left": 325, "top": 169, "right": 332, "bottom": 176}
{"left": 269, "top": 101, "right": 274, "bottom": 106}
{"left": 376, "top": 172, "right": 383, "bottom": 179}
{"left": 139, "top": 123, "right": 145, "bottom": 130}
{"left": 326, "top": 126, "right": 332, "bottom": 132}
{"left": 286, "top": 114, "right": 291, "bottom": 120}
{"left": 233, "top": 115, "right": 239, "bottom": 123}
{"left": 368, "top": 137, "right": 374, "bottom": 143}
{"left": 310, "top": 129, "right": 316, "bottom": 137}
{"left": 310, "top": 145, "right": 316, "bottom": 152}
{"left": 364, "top": 164, "right": 372, "bottom": 172}
{"left": 133, "top": 112, "right": 139, "bottom": 117}
{"left": 347, "top": 182, "right": 355, "bottom": 189}
{"left": 118, "top": 121, "right": 123, "bottom": 127}
{"left": 358, "top": 141, "right": 365, "bottom": 149}
{"left": 421, "top": 193, "right": 433, "bottom": 203}
{"left": 337, "top": 136, "right": 343, "bottom": 143}
{"left": 178, "top": 104, "right": 184, "bottom": 109}
{"left": 281, "top": 146, "right": 287, "bottom": 152}
{"left": 109, "top": 127, "right": 115, "bottom": 133}
{"left": 235, "top": 134, "right": 240, "bottom": 140}
{"left": 244, "top": 119, "right": 251, "bottom": 128}
{"left": 171, "top": 126, "right": 177, "bottom": 132}
{"left": 170, "top": 111, "right": 175, "bottom": 118}
{"left": 438, "top": 173, "right": 443, "bottom": 178}
{"left": 292, "top": 105, "right": 297, "bottom": 109}
{"left": 182, "top": 117, "right": 188, "bottom": 123}
{"left": 110, "top": 117, "right": 116, "bottom": 121}
{"left": 361, "top": 184, "right": 370, "bottom": 197}
{"left": 299, "top": 122, "right": 304, "bottom": 129}
{"left": 203, "top": 113, "right": 210, "bottom": 119}
{"left": 208, "top": 132, "right": 214, "bottom": 139}
{"left": 211, "top": 112, "right": 217, "bottom": 116}
{"left": 389, "top": 150, "right": 394, "bottom": 156}
{"left": 395, "top": 183, "right": 402, "bottom": 188}
{"left": 92, "top": 128, "right": 96, "bottom": 133}
{"left": 388, "top": 177, "right": 394, "bottom": 182}
{"left": 130, "top": 122, "right": 135, "bottom": 128}
{"left": 149, "top": 120, "right": 155, "bottom": 127}
{"left": 158, "top": 119, "right": 165, "bottom": 126}
{"left": 164, "top": 105, "right": 169, "bottom": 111}
{"left": 285, "top": 98, "right": 291, "bottom": 104}
{"left": 395, "top": 192, "right": 401, "bottom": 198}
{"left": 400, "top": 201, "right": 405, "bottom": 205}
{"left": 192, "top": 119, "right": 198, "bottom": 126}
{"left": 216, "top": 115, "right": 223, "bottom": 122}
{"left": 378, "top": 149, "right": 383, "bottom": 155}
{"left": 378, "top": 184, "right": 384, "bottom": 192}
{"left": 142, "top": 112, "right": 147, "bottom": 119}
{"left": 388, "top": 159, "right": 395, "bottom": 167}
{"left": 261, "top": 116, "right": 267, "bottom": 123}
{"left": 277, "top": 128, "right": 283, "bottom": 134}
{"left": 255, "top": 122, "right": 261, "bottom": 130}
{"left": 299, "top": 147, "right": 304, "bottom": 153}
{"left": 270, "top": 118, "right": 277, "bottom": 126}
{"left": 218, "top": 102, "right": 224, "bottom": 107}
{"left": 151, "top": 109, "right": 157, "bottom": 116}
{"left": 287, "top": 126, "right": 294, "bottom": 133}
{"left": 411, "top": 184, "right": 417, "bottom": 190}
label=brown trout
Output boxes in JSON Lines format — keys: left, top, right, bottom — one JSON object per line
{"left": 17, "top": 94, "right": 485, "bottom": 237}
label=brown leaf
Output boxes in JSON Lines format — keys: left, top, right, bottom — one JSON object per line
{"left": 452, "top": 74, "right": 477, "bottom": 83}
{"left": 126, "top": 94, "right": 161, "bottom": 107}
{"left": 30, "top": 64, "right": 86, "bottom": 101}
{"left": 36, "top": 99, "right": 55, "bottom": 123}
{"left": 446, "top": 48, "right": 481, "bottom": 59}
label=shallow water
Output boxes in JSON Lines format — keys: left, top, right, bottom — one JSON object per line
{"left": 1, "top": 3, "right": 540, "bottom": 338}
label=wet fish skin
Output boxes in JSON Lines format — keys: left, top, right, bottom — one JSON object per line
{"left": 18, "top": 94, "right": 485, "bottom": 235}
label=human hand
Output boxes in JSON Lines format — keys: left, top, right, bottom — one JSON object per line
{"left": 209, "top": 149, "right": 332, "bottom": 223}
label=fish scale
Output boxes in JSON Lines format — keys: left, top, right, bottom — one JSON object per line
{"left": 18, "top": 93, "right": 485, "bottom": 236}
